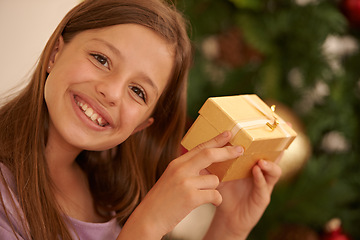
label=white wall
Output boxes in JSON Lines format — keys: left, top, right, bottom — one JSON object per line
{"left": 0, "top": 0, "right": 79, "bottom": 96}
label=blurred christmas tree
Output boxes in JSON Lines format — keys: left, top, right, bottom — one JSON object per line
{"left": 176, "top": 0, "right": 360, "bottom": 239}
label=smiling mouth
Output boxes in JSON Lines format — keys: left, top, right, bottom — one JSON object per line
{"left": 74, "top": 96, "right": 109, "bottom": 127}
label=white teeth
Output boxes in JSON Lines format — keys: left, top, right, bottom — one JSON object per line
{"left": 90, "top": 113, "right": 98, "bottom": 121}
{"left": 81, "top": 104, "right": 88, "bottom": 111}
{"left": 84, "top": 108, "right": 94, "bottom": 117}
{"left": 75, "top": 98, "right": 108, "bottom": 127}
{"left": 97, "top": 117, "right": 105, "bottom": 125}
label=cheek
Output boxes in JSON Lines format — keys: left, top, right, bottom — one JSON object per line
{"left": 49, "top": 57, "right": 95, "bottom": 87}
{"left": 44, "top": 74, "right": 58, "bottom": 107}
{"left": 66, "top": 61, "right": 96, "bottom": 84}
{"left": 120, "top": 104, "right": 151, "bottom": 130}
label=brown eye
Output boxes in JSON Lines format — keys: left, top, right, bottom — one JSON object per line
{"left": 130, "top": 86, "right": 146, "bottom": 103}
{"left": 91, "top": 54, "right": 109, "bottom": 68}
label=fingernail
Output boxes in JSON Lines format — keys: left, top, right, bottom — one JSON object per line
{"left": 260, "top": 159, "right": 268, "bottom": 166}
{"left": 222, "top": 131, "right": 230, "bottom": 137}
{"left": 235, "top": 146, "right": 244, "bottom": 154}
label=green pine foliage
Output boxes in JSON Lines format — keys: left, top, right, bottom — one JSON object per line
{"left": 177, "top": 0, "right": 360, "bottom": 238}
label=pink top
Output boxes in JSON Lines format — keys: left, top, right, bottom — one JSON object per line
{"left": 0, "top": 163, "right": 121, "bottom": 239}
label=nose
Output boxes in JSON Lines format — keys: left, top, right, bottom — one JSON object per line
{"left": 95, "top": 78, "right": 124, "bottom": 107}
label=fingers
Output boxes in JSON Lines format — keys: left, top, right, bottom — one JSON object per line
{"left": 188, "top": 145, "right": 244, "bottom": 171}
{"left": 199, "top": 168, "right": 210, "bottom": 175}
{"left": 258, "top": 160, "right": 282, "bottom": 187}
{"left": 191, "top": 174, "right": 220, "bottom": 190}
{"left": 178, "top": 175, "right": 222, "bottom": 208}
{"left": 253, "top": 160, "right": 282, "bottom": 193}
{"left": 181, "top": 131, "right": 244, "bottom": 172}
{"left": 184, "top": 189, "right": 223, "bottom": 207}
{"left": 164, "top": 132, "right": 242, "bottom": 209}
{"left": 251, "top": 163, "right": 271, "bottom": 207}
{"left": 190, "top": 131, "right": 232, "bottom": 155}
{"left": 200, "top": 189, "right": 223, "bottom": 207}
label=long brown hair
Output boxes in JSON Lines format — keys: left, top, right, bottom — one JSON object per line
{"left": 0, "top": 0, "right": 192, "bottom": 239}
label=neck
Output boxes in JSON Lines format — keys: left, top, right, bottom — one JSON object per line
{"left": 45, "top": 123, "right": 82, "bottom": 174}
{"left": 45, "top": 123, "right": 106, "bottom": 223}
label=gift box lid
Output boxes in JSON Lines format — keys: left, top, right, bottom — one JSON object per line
{"left": 193, "top": 94, "right": 297, "bottom": 153}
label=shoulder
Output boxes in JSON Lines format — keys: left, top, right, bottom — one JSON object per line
{"left": 0, "top": 163, "right": 17, "bottom": 194}
{"left": 0, "top": 163, "right": 28, "bottom": 239}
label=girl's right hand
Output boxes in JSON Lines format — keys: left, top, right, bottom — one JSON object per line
{"left": 118, "top": 131, "right": 243, "bottom": 239}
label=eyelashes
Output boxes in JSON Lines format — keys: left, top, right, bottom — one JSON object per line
{"left": 129, "top": 85, "right": 147, "bottom": 103}
{"left": 90, "top": 53, "right": 110, "bottom": 68}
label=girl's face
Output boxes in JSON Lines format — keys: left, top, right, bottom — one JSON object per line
{"left": 44, "top": 24, "right": 174, "bottom": 151}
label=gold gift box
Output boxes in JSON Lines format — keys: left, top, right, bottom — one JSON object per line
{"left": 181, "top": 94, "right": 297, "bottom": 181}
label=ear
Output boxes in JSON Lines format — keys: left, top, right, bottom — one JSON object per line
{"left": 47, "top": 36, "right": 65, "bottom": 73}
{"left": 132, "top": 117, "right": 154, "bottom": 134}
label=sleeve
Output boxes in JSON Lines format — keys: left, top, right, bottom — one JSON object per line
{"left": 0, "top": 164, "right": 28, "bottom": 240}
{"left": 0, "top": 216, "right": 25, "bottom": 240}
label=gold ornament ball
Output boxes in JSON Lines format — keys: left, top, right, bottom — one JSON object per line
{"left": 266, "top": 100, "right": 312, "bottom": 181}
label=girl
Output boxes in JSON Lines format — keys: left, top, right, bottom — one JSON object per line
{"left": 0, "top": 0, "right": 282, "bottom": 239}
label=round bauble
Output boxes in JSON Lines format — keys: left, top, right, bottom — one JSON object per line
{"left": 341, "top": 0, "right": 360, "bottom": 29}
{"left": 266, "top": 100, "right": 312, "bottom": 181}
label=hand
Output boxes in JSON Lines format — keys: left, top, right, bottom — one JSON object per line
{"left": 205, "top": 156, "right": 282, "bottom": 239}
{"left": 119, "top": 131, "right": 243, "bottom": 239}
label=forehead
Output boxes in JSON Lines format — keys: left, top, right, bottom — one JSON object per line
{"left": 72, "top": 23, "right": 174, "bottom": 51}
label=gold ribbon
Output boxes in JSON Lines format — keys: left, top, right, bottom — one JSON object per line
{"left": 230, "top": 95, "right": 291, "bottom": 150}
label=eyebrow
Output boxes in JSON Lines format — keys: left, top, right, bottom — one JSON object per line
{"left": 90, "top": 38, "right": 159, "bottom": 98}
{"left": 140, "top": 74, "right": 159, "bottom": 98}
{"left": 91, "top": 38, "right": 122, "bottom": 58}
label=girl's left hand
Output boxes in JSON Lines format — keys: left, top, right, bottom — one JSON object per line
{"left": 205, "top": 157, "right": 282, "bottom": 239}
